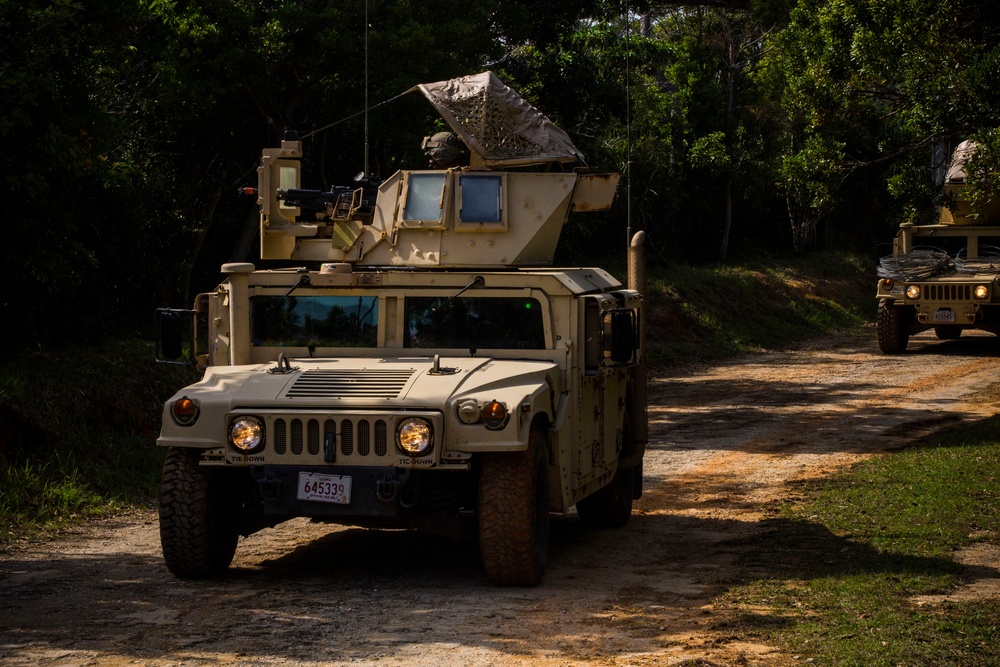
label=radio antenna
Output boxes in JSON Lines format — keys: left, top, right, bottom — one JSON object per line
{"left": 625, "top": 5, "right": 633, "bottom": 249}
{"left": 364, "top": 0, "right": 370, "bottom": 178}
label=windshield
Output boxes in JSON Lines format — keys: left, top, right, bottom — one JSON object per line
{"left": 251, "top": 296, "right": 378, "bottom": 347}
{"left": 405, "top": 296, "right": 545, "bottom": 349}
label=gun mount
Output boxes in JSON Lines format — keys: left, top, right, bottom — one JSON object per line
{"left": 256, "top": 71, "right": 620, "bottom": 267}
{"left": 276, "top": 178, "right": 382, "bottom": 224}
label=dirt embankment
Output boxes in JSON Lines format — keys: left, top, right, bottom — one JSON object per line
{"left": 3, "top": 328, "right": 1000, "bottom": 667}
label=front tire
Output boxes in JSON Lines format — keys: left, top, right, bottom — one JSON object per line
{"left": 877, "top": 299, "right": 910, "bottom": 354}
{"left": 478, "top": 429, "right": 550, "bottom": 586}
{"left": 159, "top": 447, "right": 239, "bottom": 579}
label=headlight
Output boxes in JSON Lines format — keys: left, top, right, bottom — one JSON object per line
{"left": 171, "top": 396, "right": 199, "bottom": 426}
{"left": 482, "top": 400, "right": 509, "bottom": 430}
{"left": 905, "top": 285, "right": 921, "bottom": 299}
{"left": 975, "top": 284, "right": 989, "bottom": 300}
{"left": 397, "top": 418, "right": 433, "bottom": 456}
{"left": 229, "top": 416, "right": 264, "bottom": 453}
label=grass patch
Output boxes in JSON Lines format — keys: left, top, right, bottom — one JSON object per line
{"left": 645, "top": 251, "right": 874, "bottom": 366}
{"left": 0, "top": 337, "right": 197, "bottom": 542}
{"left": 719, "top": 417, "right": 1000, "bottom": 666}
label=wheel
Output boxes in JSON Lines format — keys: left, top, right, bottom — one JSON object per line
{"left": 576, "top": 463, "right": 635, "bottom": 528}
{"left": 576, "top": 411, "right": 637, "bottom": 528}
{"left": 159, "top": 447, "right": 239, "bottom": 578}
{"left": 478, "top": 428, "right": 550, "bottom": 586}
{"left": 877, "top": 299, "right": 910, "bottom": 354}
{"left": 935, "top": 325, "right": 962, "bottom": 340}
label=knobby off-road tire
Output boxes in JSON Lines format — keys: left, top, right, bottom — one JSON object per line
{"left": 159, "top": 447, "right": 239, "bottom": 579}
{"left": 877, "top": 299, "right": 910, "bottom": 354}
{"left": 478, "top": 429, "right": 550, "bottom": 586}
{"left": 576, "top": 413, "right": 636, "bottom": 528}
{"left": 575, "top": 464, "right": 635, "bottom": 528}
{"left": 935, "top": 325, "right": 962, "bottom": 340}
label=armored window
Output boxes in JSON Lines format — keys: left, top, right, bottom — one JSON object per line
{"left": 459, "top": 174, "right": 502, "bottom": 223}
{"left": 278, "top": 166, "right": 299, "bottom": 211}
{"left": 402, "top": 173, "right": 446, "bottom": 221}
{"left": 251, "top": 295, "right": 378, "bottom": 348}
{"left": 405, "top": 296, "right": 545, "bottom": 349}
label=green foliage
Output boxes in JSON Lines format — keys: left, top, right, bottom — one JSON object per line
{"left": 759, "top": 0, "right": 1000, "bottom": 244}
{"left": 689, "top": 131, "right": 731, "bottom": 172}
{"left": 778, "top": 133, "right": 843, "bottom": 213}
{"left": 3, "top": 0, "right": 999, "bottom": 349}
{"left": 506, "top": 7, "right": 793, "bottom": 261}
{"left": 0, "top": 0, "right": 550, "bottom": 348}
{"left": 0, "top": 338, "right": 198, "bottom": 539}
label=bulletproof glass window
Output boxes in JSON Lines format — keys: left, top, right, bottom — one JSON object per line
{"left": 279, "top": 166, "right": 298, "bottom": 211}
{"left": 459, "top": 174, "right": 502, "bottom": 223}
{"left": 405, "top": 296, "right": 545, "bottom": 349}
{"left": 251, "top": 296, "right": 378, "bottom": 347}
{"left": 402, "top": 173, "right": 446, "bottom": 221}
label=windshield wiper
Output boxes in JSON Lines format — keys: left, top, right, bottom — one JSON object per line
{"left": 431, "top": 276, "right": 484, "bottom": 313}
{"left": 283, "top": 273, "right": 311, "bottom": 298}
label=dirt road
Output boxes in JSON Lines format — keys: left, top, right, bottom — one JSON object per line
{"left": 3, "top": 328, "right": 1000, "bottom": 667}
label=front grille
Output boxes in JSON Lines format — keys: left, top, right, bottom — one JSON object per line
{"left": 918, "top": 283, "right": 972, "bottom": 302}
{"left": 285, "top": 369, "right": 415, "bottom": 399}
{"left": 273, "top": 416, "right": 390, "bottom": 461}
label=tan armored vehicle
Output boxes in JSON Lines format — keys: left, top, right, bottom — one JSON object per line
{"left": 155, "top": 72, "right": 647, "bottom": 586}
{"left": 876, "top": 140, "right": 1000, "bottom": 353}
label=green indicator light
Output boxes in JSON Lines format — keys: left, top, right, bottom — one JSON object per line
{"left": 524, "top": 302, "right": 532, "bottom": 309}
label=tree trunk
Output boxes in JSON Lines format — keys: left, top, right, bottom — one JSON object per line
{"left": 719, "top": 175, "right": 732, "bottom": 260}
{"left": 179, "top": 170, "right": 226, "bottom": 305}
{"left": 786, "top": 197, "right": 818, "bottom": 252}
{"left": 230, "top": 208, "right": 261, "bottom": 264}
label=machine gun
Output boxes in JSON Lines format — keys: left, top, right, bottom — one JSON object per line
{"left": 277, "top": 176, "right": 381, "bottom": 224}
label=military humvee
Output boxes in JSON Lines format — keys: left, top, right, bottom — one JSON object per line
{"left": 155, "top": 71, "right": 647, "bottom": 586}
{"left": 876, "top": 140, "right": 1000, "bottom": 353}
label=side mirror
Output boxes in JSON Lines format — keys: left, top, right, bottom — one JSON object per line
{"left": 602, "top": 308, "right": 637, "bottom": 365}
{"left": 155, "top": 308, "right": 195, "bottom": 364}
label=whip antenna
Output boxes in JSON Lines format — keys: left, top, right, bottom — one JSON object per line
{"left": 625, "top": 5, "right": 633, "bottom": 249}
{"left": 364, "top": 0, "right": 370, "bottom": 178}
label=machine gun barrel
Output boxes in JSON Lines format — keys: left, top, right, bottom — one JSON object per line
{"left": 277, "top": 179, "right": 381, "bottom": 223}
{"left": 277, "top": 186, "right": 350, "bottom": 210}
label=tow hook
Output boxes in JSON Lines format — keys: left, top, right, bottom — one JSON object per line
{"left": 375, "top": 477, "right": 399, "bottom": 502}
{"left": 258, "top": 473, "right": 282, "bottom": 501}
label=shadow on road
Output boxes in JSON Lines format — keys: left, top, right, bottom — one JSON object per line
{"left": 0, "top": 493, "right": 970, "bottom": 666}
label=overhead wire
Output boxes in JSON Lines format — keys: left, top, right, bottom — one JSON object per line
{"left": 299, "top": 91, "right": 412, "bottom": 142}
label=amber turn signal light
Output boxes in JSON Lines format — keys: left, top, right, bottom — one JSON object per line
{"left": 171, "top": 396, "right": 199, "bottom": 426}
{"left": 482, "top": 400, "right": 509, "bottom": 430}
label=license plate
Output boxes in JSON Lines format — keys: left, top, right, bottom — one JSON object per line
{"left": 297, "top": 472, "right": 351, "bottom": 504}
{"left": 933, "top": 309, "right": 955, "bottom": 323}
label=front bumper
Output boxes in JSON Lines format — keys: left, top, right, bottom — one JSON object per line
{"left": 251, "top": 465, "right": 412, "bottom": 517}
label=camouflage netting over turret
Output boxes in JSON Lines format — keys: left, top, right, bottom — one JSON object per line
{"left": 413, "top": 71, "right": 587, "bottom": 168}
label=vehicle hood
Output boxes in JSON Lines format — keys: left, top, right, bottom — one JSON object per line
{"left": 169, "top": 356, "right": 557, "bottom": 412}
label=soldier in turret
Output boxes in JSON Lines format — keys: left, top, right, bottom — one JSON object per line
{"left": 421, "top": 131, "right": 470, "bottom": 168}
